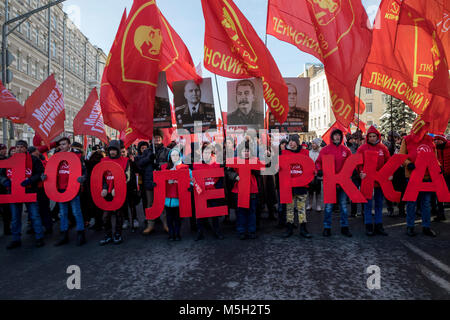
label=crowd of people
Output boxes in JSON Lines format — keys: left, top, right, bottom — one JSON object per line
{"left": 0, "top": 126, "right": 449, "bottom": 249}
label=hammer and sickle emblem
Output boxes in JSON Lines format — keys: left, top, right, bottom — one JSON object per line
{"left": 134, "top": 25, "right": 162, "bottom": 60}
{"left": 390, "top": 2, "right": 400, "bottom": 15}
{"left": 222, "top": 8, "right": 238, "bottom": 41}
{"left": 309, "top": 0, "right": 341, "bottom": 26}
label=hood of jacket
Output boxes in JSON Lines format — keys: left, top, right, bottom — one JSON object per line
{"left": 366, "top": 125, "right": 381, "bottom": 145}
{"left": 330, "top": 128, "right": 343, "bottom": 146}
{"left": 107, "top": 140, "right": 121, "bottom": 159}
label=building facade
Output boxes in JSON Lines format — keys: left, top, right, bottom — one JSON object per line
{"left": 300, "top": 64, "right": 389, "bottom": 139}
{"left": 0, "top": 0, "right": 109, "bottom": 146}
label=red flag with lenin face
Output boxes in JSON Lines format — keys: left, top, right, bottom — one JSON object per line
{"left": 266, "top": 0, "right": 372, "bottom": 128}
{"left": 24, "top": 74, "right": 65, "bottom": 146}
{"left": 73, "top": 88, "right": 109, "bottom": 144}
{"left": 101, "top": 9, "right": 128, "bottom": 133}
{"left": 362, "top": 0, "right": 450, "bottom": 140}
{"left": 201, "top": 0, "right": 289, "bottom": 124}
{"left": 158, "top": 10, "right": 202, "bottom": 89}
{"left": 106, "top": 0, "right": 161, "bottom": 140}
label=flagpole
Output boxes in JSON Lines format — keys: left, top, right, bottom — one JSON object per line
{"left": 357, "top": 73, "right": 363, "bottom": 133}
{"left": 213, "top": 74, "right": 226, "bottom": 141}
{"left": 390, "top": 95, "right": 393, "bottom": 137}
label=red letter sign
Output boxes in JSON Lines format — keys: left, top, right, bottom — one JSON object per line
{"left": 145, "top": 169, "right": 192, "bottom": 220}
{"left": 323, "top": 153, "right": 367, "bottom": 204}
{"left": 0, "top": 153, "right": 36, "bottom": 203}
{"left": 226, "top": 162, "right": 265, "bottom": 209}
{"left": 90, "top": 161, "right": 126, "bottom": 211}
{"left": 360, "top": 152, "right": 408, "bottom": 202}
{"left": 279, "top": 153, "right": 315, "bottom": 204}
{"left": 403, "top": 152, "right": 450, "bottom": 202}
{"left": 192, "top": 168, "right": 227, "bottom": 219}
{"left": 44, "top": 152, "right": 81, "bottom": 203}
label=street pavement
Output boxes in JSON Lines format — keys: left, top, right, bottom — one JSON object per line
{"left": 0, "top": 203, "right": 450, "bottom": 300}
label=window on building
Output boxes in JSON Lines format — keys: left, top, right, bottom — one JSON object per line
{"left": 366, "top": 102, "right": 373, "bottom": 113}
{"left": 366, "top": 88, "right": 372, "bottom": 94}
{"left": 25, "top": 22, "right": 31, "bottom": 39}
{"left": 34, "top": 62, "right": 38, "bottom": 79}
{"left": 34, "top": 29, "right": 39, "bottom": 46}
{"left": 323, "top": 115, "right": 326, "bottom": 127}
{"left": 26, "top": 56, "right": 30, "bottom": 75}
{"left": 52, "top": 41, "right": 57, "bottom": 58}
{"left": 16, "top": 51, "right": 21, "bottom": 71}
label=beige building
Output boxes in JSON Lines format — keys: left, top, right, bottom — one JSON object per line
{"left": 0, "top": 0, "right": 111, "bottom": 146}
{"left": 300, "top": 64, "right": 389, "bottom": 139}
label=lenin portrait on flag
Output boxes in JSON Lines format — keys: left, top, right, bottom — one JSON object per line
{"left": 269, "top": 77, "right": 309, "bottom": 133}
{"left": 174, "top": 78, "right": 216, "bottom": 133}
{"left": 227, "top": 78, "right": 264, "bottom": 130}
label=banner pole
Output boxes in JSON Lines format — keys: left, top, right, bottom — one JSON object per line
{"left": 357, "top": 73, "right": 363, "bottom": 133}
{"left": 213, "top": 74, "right": 226, "bottom": 141}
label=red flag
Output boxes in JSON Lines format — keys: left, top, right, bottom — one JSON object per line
{"left": 0, "top": 81, "right": 24, "bottom": 118}
{"left": 362, "top": 0, "right": 449, "bottom": 116}
{"left": 24, "top": 74, "right": 65, "bottom": 146}
{"left": 106, "top": 0, "right": 161, "bottom": 139}
{"left": 73, "top": 88, "right": 109, "bottom": 144}
{"left": 158, "top": 10, "right": 202, "bottom": 89}
{"left": 352, "top": 118, "right": 366, "bottom": 133}
{"left": 119, "top": 121, "right": 146, "bottom": 149}
{"left": 201, "top": 0, "right": 289, "bottom": 124}
{"left": 101, "top": 9, "right": 128, "bottom": 132}
{"left": 321, "top": 121, "right": 350, "bottom": 145}
{"left": 267, "top": 0, "right": 372, "bottom": 128}
{"left": 355, "top": 96, "right": 366, "bottom": 114}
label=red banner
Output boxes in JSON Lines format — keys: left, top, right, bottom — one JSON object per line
{"left": 362, "top": 0, "right": 450, "bottom": 135}
{"left": 267, "top": 0, "right": 372, "bottom": 127}
{"left": 0, "top": 80, "right": 24, "bottom": 119}
{"left": 158, "top": 10, "right": 202, "bottom": 89}
{"left": 106, "top": 0, "right": 160, "bottom": 139}
{"left": 100, "top": 9, "right": 128, "bottom": 133}
{"left": 201, "top": 0, "right": 289, "bottom": 124}
{"left": 24, "top": 74, "right": 65, "bottom": 146}
{"left": 73, "top": 88, "right": 108, "bottom": 144}
{"left": 321, "top": 121, "right": 350, "bottom": 145}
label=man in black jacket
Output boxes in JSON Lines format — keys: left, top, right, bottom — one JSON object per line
{"left": 0, "top": 140, "right": 45, "bottom": 249}
{"left": 136, "top": 129, "right": 169, "bottom": 235}
{"left": 0, "top": 144, "right": 11, "bottom": 235}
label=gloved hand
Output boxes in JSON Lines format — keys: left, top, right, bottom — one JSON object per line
{"left": 111, "top": 189, "right": 115, "bottom": 197}
{"left": 187, "top": 185, "right": 194, "bottom": 192}
{"left": 317, "top": 170, "right": 323, "bottom": 177}
{"left": 77, "top": 176, "right": 86, "bottom": 184}
{"left": 407, "top": 163, "right": 416, "bottom": 171}
{"left": 21, "top": 179, "right": 32, "bottom": 187}
{"left": 41, "top": 174, "right": 47, "bottom": 181}
{"left": 2, "top": 179, "right": 11, "bottom": 188}
{"left": 101, "top": 189, "right": 108, "bottom": 198}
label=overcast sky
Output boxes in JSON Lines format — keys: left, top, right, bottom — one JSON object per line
{"left": 62, "top": 0, "right": 382, "bottom": 113}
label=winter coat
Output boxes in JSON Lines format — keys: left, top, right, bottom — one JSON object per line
{"left": 315, "top": 128, "right": 352, "bottom": 173}
{"left": 399, "top": 134, "right": 438, "bottom": 179}
{"left": 227, "top": 157, "right": 260, "bottom": 195}
{"left": 281, "top": 147, "right": 309, "bottom": 195}
{"left": 0, "top": 152, "right": 44, "bottom": 194}
{"left": 161, "top": 162, "right": 192, "bottom": 208}
{"left": 135, "top": 143, "right": 169, "bottom": 190}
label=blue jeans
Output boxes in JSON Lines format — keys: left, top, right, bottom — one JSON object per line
{"left": 323, "top": 188, "right": 349, "bottom": 229}
{"left": 59, "top": 195, "right": 85, "bottom": 232}
{"left": 364, "top": 187, "right": 384, "bottom": 225}
{"left": 236, "top": 197, "right": 257, "bottom": 234}
{"left": 406, "top": 192, "right": 431, "bottom": 228}
{"left": 10, "top": 202, "right": 43, "bottom": 241}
